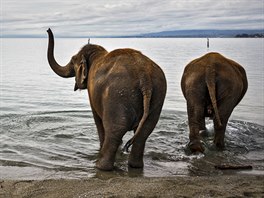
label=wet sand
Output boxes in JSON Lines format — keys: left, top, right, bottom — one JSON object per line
{"left": 1, "top": 175, "right": 263, "bottom": 198}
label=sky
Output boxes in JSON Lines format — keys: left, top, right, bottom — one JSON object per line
{"left": 1, "top": 0, "right": 264, "bottom": 37}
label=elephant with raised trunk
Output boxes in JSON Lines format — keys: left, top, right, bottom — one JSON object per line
{"left": 47, "top": 29, "right": 167, "bottom": 170}
{"left": 181, "top": 52, "right": 248, "bottom": 152}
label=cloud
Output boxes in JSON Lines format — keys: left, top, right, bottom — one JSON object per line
{"left": 1, "top": 0, "right": 263, "bottom": 37}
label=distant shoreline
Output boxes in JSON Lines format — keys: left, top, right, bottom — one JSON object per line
{"left": 2, "top": 29, "right": 263, "bottom": 38}
{"left": 1, "top": 35, "right": 264, "bottom": 38}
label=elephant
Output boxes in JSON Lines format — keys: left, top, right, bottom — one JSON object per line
{"left": 46, "top": 29, "right": 167, "bottom": 170}
{"left": 181, "top": 52, "right": 248, "bottom": 152}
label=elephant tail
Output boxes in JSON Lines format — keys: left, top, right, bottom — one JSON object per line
{"left": 206, "top": 65, "right": 222, "bottom": 127}
{"left": 123, "top": 80, "right": 152, "bottom": 152}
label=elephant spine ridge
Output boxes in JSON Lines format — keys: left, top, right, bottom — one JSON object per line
{"left": 205, "top": 65, "right": 222, "bottom": 127}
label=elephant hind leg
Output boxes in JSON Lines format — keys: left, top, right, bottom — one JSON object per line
{"left": 92, "top": 109, "right": 105, "bottom": 149}
{"left": 213, "top": 104, "right": 234, "bottom": 149}
{"left": 186, "top": 101, "right": 206, "bottom": 153}
{"left": 128, "top": 107, "right": 162, "bottom": 168}
{"left": 96, "top": 132, "right": 123, "bottom": 171}
{"left": 96, "top": 102, "right": 136, "bottom": 170}
{"left": 96, "top": 119, "right": 129, "bottom": 170}
{"left": 213, "top": 121, "right": 227, "bottom": 149}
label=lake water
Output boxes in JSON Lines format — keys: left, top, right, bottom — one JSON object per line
{"left": 0, "top": 38, "right": 263, "bottom": 180}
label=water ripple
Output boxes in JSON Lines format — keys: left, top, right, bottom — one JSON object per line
{"left": 0, "top": 110, "right": 263, "bottom": 179}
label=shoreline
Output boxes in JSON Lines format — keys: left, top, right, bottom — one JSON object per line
{"left": 1, "top": 175, "right": 263, "bottom": 197}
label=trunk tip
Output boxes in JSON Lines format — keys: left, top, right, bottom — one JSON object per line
{"left": 47, "top": 28, "right": 52, "bottom": 33}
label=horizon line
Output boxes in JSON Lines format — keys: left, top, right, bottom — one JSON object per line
{"left": 1, "top": 29, "right": 263, "bottom": 39}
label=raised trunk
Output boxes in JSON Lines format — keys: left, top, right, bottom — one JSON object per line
{"left": 47, "top": 28, "right": 75, "bottom": 78}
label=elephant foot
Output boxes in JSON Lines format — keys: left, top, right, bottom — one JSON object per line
{"left": 188, "top": 140, "right": 205, "bottom": 153}
{"left": 214, "top": 135, "right": 225, "bottom": 150}
{"left": 96, "top": 159, "right": 114, "bottom": 171}
{"left": 214, "top": 140, "right": 225, "bottom": 150}
{"left": 128, "top": 159, "right": 144, "bottom": 169}
{"left": 199, "top": 130, "right": 208, "bottom": 137}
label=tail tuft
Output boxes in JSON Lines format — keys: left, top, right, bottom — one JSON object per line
{"left": 122, "top": 138, "right": 132, "bottom": 153}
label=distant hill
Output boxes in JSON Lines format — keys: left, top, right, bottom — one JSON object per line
{"left": 136, "top": 29, "right": 264, "bottom": 38}
{"left": 2, "top": 29, "right": 264, "bottom": 38}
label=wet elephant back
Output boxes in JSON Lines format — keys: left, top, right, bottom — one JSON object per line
{"left": 88, "top": 49, "right": 166, "bottom": 127}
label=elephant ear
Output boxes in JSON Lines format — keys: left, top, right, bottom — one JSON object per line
{"left": 81, "top": 54, "right": 88, "bottom": 84}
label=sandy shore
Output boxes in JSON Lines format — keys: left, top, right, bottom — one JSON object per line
{"left": 1, "top": 175, "right": 263, "bottom": 198}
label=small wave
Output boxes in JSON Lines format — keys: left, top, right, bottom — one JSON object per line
{"left": 54, "top": 134, "right": 75, "bottom": 139}
{"left": 0, "top": 160, "right": 34, "bottom": 167}
{"left": 0, "top": 110, "right": 263, "bottom": 179}
{"left": 226, "top": 120, "right": 264, "bottom": 152}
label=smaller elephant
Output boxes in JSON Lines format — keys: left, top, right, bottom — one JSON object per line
{"left": 181, "top": 52, "right": 248, "bottom": 152}
{"left": 47, "top": 29, "right": 167, "bottom": 170}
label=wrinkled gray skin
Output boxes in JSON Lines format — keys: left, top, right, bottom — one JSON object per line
{"left": 181, "top": 52, "right": 248, "bottom": 152}
{"left": 47, "top": 29, "right": 167, "bottom": 170}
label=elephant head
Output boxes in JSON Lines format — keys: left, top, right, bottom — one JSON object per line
{"left": 47, "top": 28, "right": 105, "bottom": 91}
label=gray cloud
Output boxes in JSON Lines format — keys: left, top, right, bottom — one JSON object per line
{"left": 2, "top": 0, "right": 263, "bottom": 37}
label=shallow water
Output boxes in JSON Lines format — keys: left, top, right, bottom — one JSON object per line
{"left": 0, "top": 38, "right": 263, "bottom": 179}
